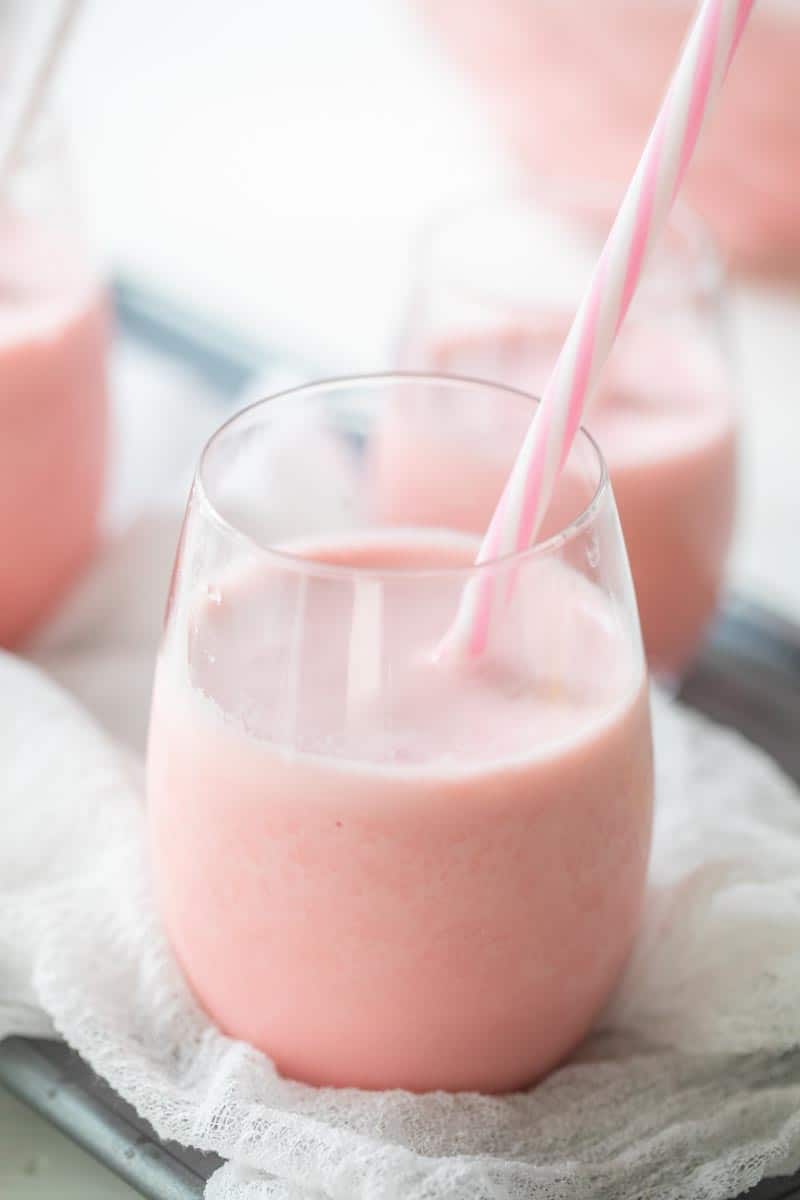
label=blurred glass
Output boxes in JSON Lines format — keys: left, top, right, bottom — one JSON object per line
{"left": 415, "top": 0, "right": 800, "bottom": 275}
{"left": 0, "top": 111, "right": 110, "bottom": 646}
{"left": 396, "top": 186, "right": 738, "bottom": 676}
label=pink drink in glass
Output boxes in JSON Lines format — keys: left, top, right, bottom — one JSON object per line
{"left": 0, "top": 120, "right": 109, "bottom": 646}
{"left": 147, "top": 377, "right": 653, "bottom": 1093}
{"left": 381, "top": 320, "right": 736, "bottom": 674}
{"left": 0, "top": 213, "right": 108, "bottom": 644}
{"left": 388, "top": 195, "right": 737, "bottom": 676}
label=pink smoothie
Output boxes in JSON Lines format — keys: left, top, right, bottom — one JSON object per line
{"left": 148, "top": 530, "right": 653, "bottom": 1093}
{"left": 0, "top": 215, "right": 109, "bottom": 645}
{"left": 381, "top": 323, "right": 736, "bottom": 674}
{"left": 417, "top": 0, "right": 800, "bottom": 274}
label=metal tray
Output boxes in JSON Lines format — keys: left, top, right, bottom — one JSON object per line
{"left": 1, "top": 279, "right": 799, "bottom": 1199}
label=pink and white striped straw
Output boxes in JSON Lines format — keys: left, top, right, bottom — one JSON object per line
{"left": 450, "top": 0, "right": 755, "bottom": 657}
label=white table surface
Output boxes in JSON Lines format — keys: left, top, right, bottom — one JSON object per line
{"left": 2, "top": 0, "right": 798, "bottom": 1194}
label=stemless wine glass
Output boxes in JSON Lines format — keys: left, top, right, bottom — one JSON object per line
{"left": 396, "top": 187, "right": 738, "bottom": 678}
{"left": 0, "top": 117, "right": 110, "bottom": 646}
{"left": 147, "top": 374, "right": 653, "bottom": 1094}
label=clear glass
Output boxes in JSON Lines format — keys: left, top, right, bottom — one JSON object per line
{"left": 147, "top": 374, "right": 653, "bottom": 1094}
{"left": 416, "top": 0, "right": 800, "bottom": 273}
{"left": 398, "top": 187, "right": 738, "bottom": 678}
{"left": 0, "top": 118, "right": 110, "bottom": 645}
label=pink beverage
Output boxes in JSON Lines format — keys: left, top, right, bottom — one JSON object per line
{"left": 393, "top": 194, "right": 737, "bottom": 675}
{"left": 149, "top": 533, "right": 652, "bottom": 1093}
{"left": 147, "top": 377, "right": 653, "bottom": 1094}
{"left": 416, "top": 0, "right": 800, "bottom": 273}
{"left": 0, "top": 152, "right": 109, "bottom": 645}
{"left": 379, "top": 320, "right": 736, "bottom": 675}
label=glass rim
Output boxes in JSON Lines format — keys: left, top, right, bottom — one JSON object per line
{"left": 416, "top": 180, "right": 725, "bottom": 313}
{"left": 194, "top": 371, "right": 611, "bottom": 581}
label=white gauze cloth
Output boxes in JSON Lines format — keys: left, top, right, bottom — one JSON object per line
{"left": 1, "top": 372, "right": 800, "bottom": 1200}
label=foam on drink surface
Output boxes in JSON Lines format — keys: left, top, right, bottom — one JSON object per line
{"left": 174, "top": 528, "right": 639, "bottom": 772}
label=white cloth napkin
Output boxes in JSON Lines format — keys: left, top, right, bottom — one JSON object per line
{"left": 2, "top": 379, "right": 800, "bottom": 1199}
